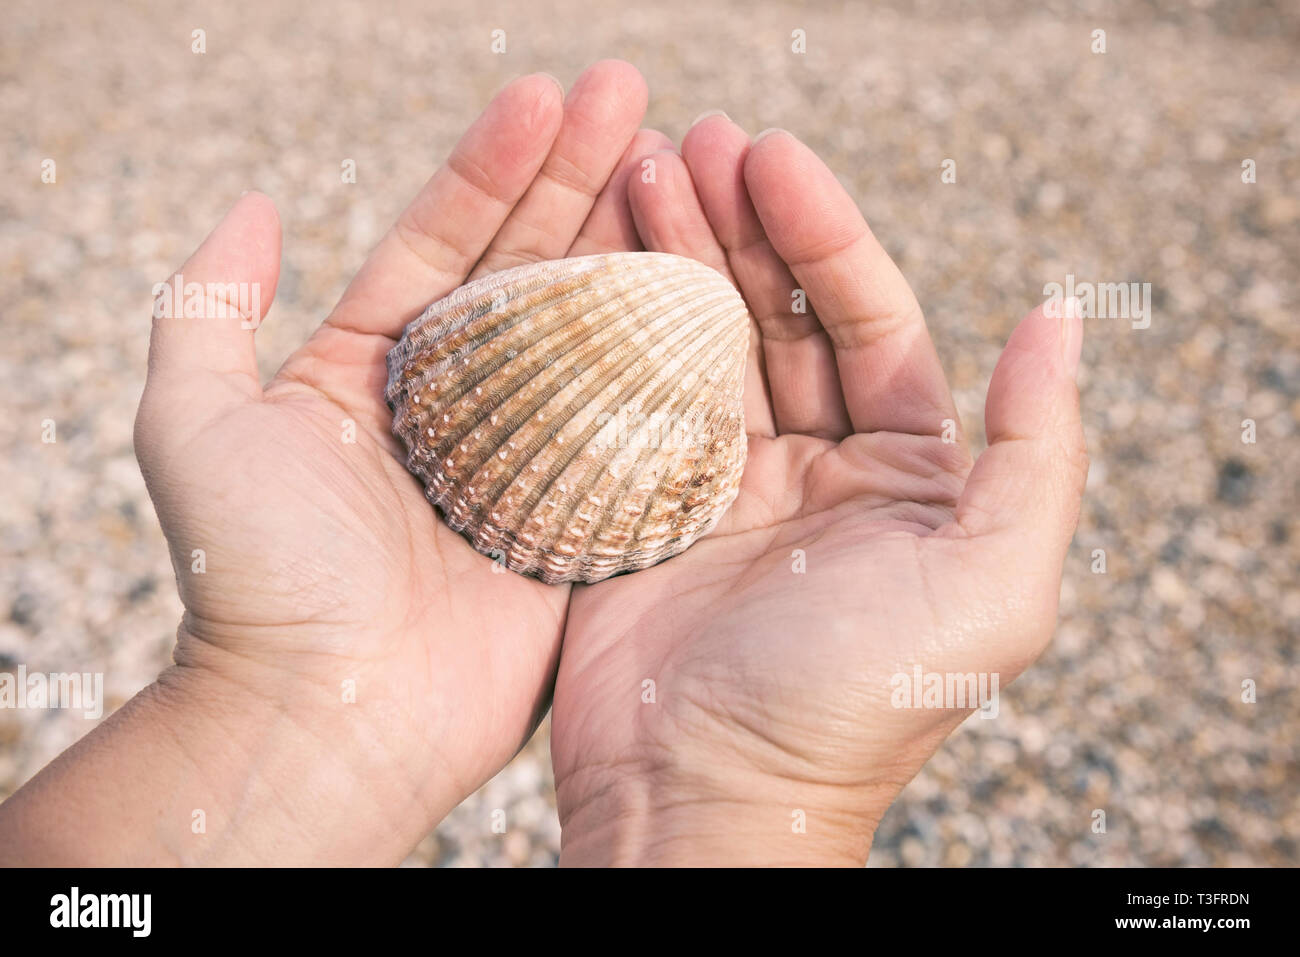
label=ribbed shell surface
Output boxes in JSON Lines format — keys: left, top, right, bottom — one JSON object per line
{"left": 385, "top": 252, "right": 750, "bottom": 584}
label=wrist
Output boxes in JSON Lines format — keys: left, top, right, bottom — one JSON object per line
{"left": 0, "top": 628, "right": 461, "bottom": 866}
{"left": 154, "top": 659, "right": 450, "bottom": 865}
{"left": 158, "top": 625, "right": 472, "bottom": 864}
{"left": 557, "top": 761, "right": 882, "bottom": 867}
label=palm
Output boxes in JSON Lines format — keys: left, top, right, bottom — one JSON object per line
{"left": 154, "top": 372, "right": 565, "bottom": 747}
{"left": 558, "top": 421, "right": 974, "bottom": 795}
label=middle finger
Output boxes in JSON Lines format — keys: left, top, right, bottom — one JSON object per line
{"left": 469, "top": 60, "right": 649, "bottom": 278}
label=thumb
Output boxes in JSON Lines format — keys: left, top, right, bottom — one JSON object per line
{"left": 955, "top": 299, "right": 1088, "bottom": 578}
{"left": 139, "top": 192, "right": 281, "bottom": 442}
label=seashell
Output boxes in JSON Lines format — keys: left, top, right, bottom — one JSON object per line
{"left": 385, "top": 252, "right": 750, "bottom": 584}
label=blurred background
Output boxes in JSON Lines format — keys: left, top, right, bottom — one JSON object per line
{"left": 1, "top": 0, "right": 1296, "bottom": 865}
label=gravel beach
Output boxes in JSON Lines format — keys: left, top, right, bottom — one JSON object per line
{"left": 1, "top": 0, "right": 1296, "bottom": 866}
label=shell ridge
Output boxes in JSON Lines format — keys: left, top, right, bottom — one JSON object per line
{"left": 409, "top": 264, "right": 710, "bottom": 443}
{"left": 391, "top": 268, "right": 621, "bottom": 410}
{"left": 403, "top": 281, "right": 631, "bottom": 425}
{"left": 602, "top": 318, "right": 748, "bottom": 554}
{"left": 515, "top": 294, "right": 746, "bottom": 573}
{"left": 467, "top": 283, "right": 741, "bottom": 548}
{"left": 386, "top": 255, "right": 623, "bottom": 405}
{"left": 392, "top": 269, "right": 688, "bottom": 483}
{"left": 445, "top": 279, "right": 734, "bottom": 530}
{"left": 424, "top": 276, "right": 722, "bottom": 525}
{"left": 468, "top": 288, "right": 747, "bottom": 579}
{"left": 576, "top": 316, "right": 748, "bottom": 577}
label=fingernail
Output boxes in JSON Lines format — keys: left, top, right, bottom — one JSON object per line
{"left": 1061, "top": 296, "right": 1083, "bottom": 379}
{"left": 688, "top": 109, "right": 730, "bottom": 130}
{"left": 752, "top": 127, "right": 790, "bottom": 144}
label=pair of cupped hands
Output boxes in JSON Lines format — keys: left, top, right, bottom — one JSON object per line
{"left": 2, "top": 62, "right": 1086, "bottom": 866}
